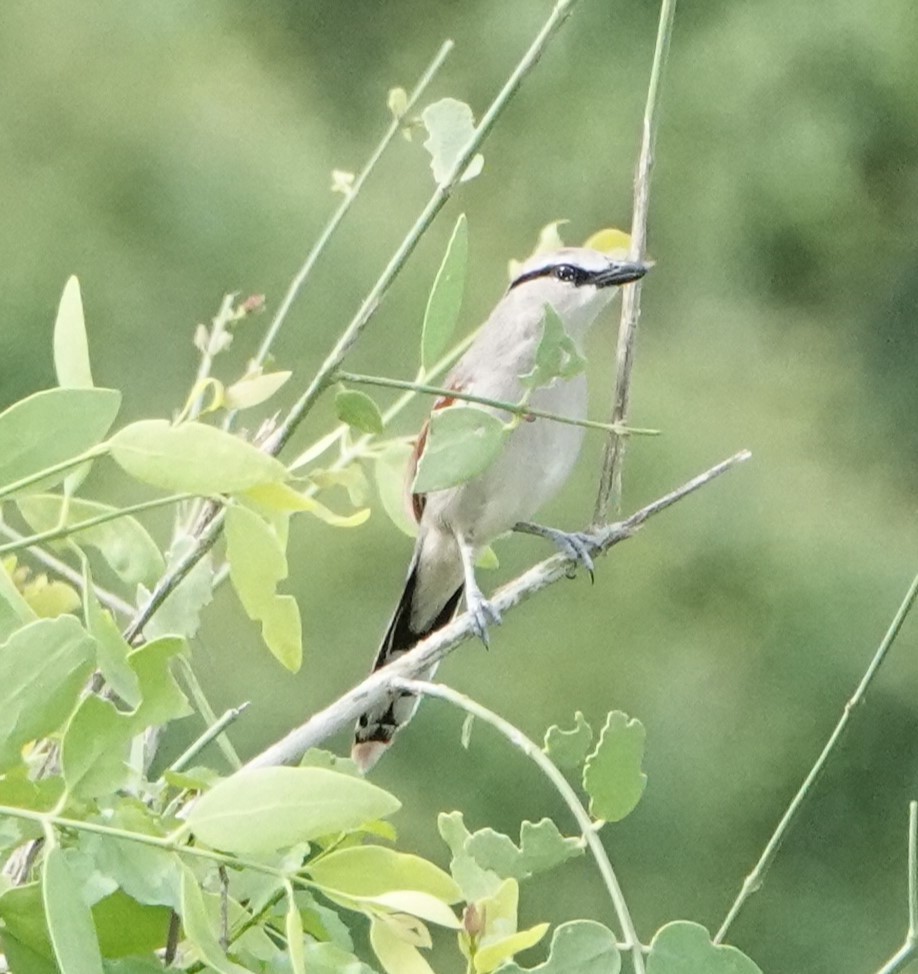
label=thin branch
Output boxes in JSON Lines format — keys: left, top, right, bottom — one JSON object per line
{"left": 0, "top": 492, "right": 193, "bottom": 558}
{"left": 166, "top": 702, "right": 250, "bottom": 776}
{"left": 121, "top": 0, "right": 583, "bottom": 645}
{"left": 872, "top": 802, "right": 918, "bottom": 974}
{"left": 394, "top": 678, "right": 646, "bottom": 974}
{"left": 593, "top": 0, "right": 677, "bottom": 526}
{"left": 242, "top": 449, "right": 749, "bottom": 770}
{"left": 715, "top": 570, "right": 918, "bottom": 945}
{"left": 244, "top": 41, "right": 454, "bottom": 381}
{"left": 0, "top": 522, "right": 134, "bottom": 618}
{"left": 335, "top": 370, "right": 660, "bottom": 437}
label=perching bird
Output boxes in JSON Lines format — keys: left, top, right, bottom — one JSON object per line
{"left": 352, "top": 246, "right": 649, "bottom": 771}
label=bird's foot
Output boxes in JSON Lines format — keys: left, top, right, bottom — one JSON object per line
{"left": 465, "top": 584, "right": 501, "bottom": 648}
{"left": 514, "top": 522, "right": 598, "bottom": 581}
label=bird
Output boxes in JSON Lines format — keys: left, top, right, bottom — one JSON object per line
{"left": 352, "top": 246, "right": 649, "bottom": 772}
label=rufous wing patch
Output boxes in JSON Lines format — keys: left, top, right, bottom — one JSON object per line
{"left": 405, "top": 385, "right": 464, "bottom": 522}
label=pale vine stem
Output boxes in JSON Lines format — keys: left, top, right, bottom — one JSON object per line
{"left": 593, "top": 0, "right": 677, "bottom": 526}
{"left": 394, "top": 678, "right": 647, "bottom": 974}
{"left": 123, "top": 0, "right": 583, "bottom": 645}
{"left": 873, "top": 802, "right": 918, "bottom": 974}
{"left": 714, "top": 570, "right": 918, "bottom": 944}
{"left": 242, "top": 450, "right": 749, "bottom": 771}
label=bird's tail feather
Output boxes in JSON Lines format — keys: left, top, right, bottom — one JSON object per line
{"left": 352, "top": 555, "right": 463, "bottom": 772}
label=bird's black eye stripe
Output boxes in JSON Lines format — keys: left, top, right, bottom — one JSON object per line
{"left": 509, "top": 263, "right": 593, "bottom": 290}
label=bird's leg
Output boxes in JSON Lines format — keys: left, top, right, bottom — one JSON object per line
{"left": 513, "top": 521, "right": 597, "bottom": 581}
{"left": 456, "top": 533, "right": 501, "bottom": 647}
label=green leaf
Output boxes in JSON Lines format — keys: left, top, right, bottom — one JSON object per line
{"left": 335, "top": 389, "right": 384, "bottom": 436}
{"left": 474, "top": 923, "right": 549, "bottom": 974}
{"left": 54, "top": 276, "right": 94, "bottom": 389}
{"left": 421, "top": 98, "right": 484, "bottom": 185}
{"left": 356, "top": 890, "right": 460, "bottom": 929}
{"left": 61, "top": 696, "right": 133, "bottom": 800}
{"left": 0, "top": 616, "right": 95, "bottom": 772}
{"left": 225, "top": 505, "right": 302, "bottom": 671}
{"left": 520, "top": 304, "right": 587, "bottom": 390}
{"left": 92, "top": 889, "right": 172, "bottom": 959}
{"left": 0, "top": 882, "right": 54, "bottom": 962}
{"left": 422, "top": 213, "right": 468, "bottom": 368}
{"left": 374, "top": 441, "right": 417, "bottom": 537}
{"left": 139, "top": 535, "right": 213, "bottom": 641}
{"left": 466, "top": 819, "right": 582, "bottom": 881}
{"left": 19, "top": 495, "right": 165, "bottom": 589}
{"left": 78, "top": 804, "right": 182, "bottom": 910}
{"left": 0, "top": 388, "right": 120, "bottom": 494}
{"left": 499, "top": 920, "right": 621, "bottom": 974}
{"left": 370, "top": 914, "right": 435, "bottom": 974}
{"left": 223, "top": 370, "right": 291, "bottom": 410}
{"left": 646, "top": 921, "right": 762, "bottom": 974}
{"left": 301, "top": 942, "right": 377, "bottom": 974}
{"left": 0, "top": 558, "right": 38, "bottom": 641}
{"left": 126, "top": 635, "right": 192, "bottom": 732}
{"left": 582, "top": 711, "right": 647, "bottom": 822}
{"left": 186, "top": 767, "right": 400, "bottom": 855}
{"left": 412, "top": 406, "right": 507, "bottom": 493}
{"left": 437, "top": 811, "right": 501, "bottom": 902}
{"left": 543, "top": 712, "right": 593, "bottom": 769}
{"left": 82, "top": 561, "right": 141, "bottom": 708}
{"left": 308, "top": 846, "right": 460, "bottom": 903}
{"left": 180, "top": 866, "right": 251, "bottom": 974}
{"left": 108, "top": 419, "right": 288, "bottom": 494}
{"left": 42, "top": 845, "right": 105, "bottom": 974}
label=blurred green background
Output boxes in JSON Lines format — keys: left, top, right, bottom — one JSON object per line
{"left": 3, "top": 0, "right": 918, "bottom": 971}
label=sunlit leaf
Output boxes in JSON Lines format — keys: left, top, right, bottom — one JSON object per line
{"left": 186, "top": 767, "right": 400, "bottom": 855}
{"left": 18, "top": 495, "right": 165, "bottom": 589}
{"left": 358, "top": 890, "right": 460, "bottom": 929}
{"left": 520, "top": 304, "right": 586, "bottom": 389}
{"left": 244, "top": 481, "right": 370, "bottom": 527}
{"left": 54, "top": 276, "right": 93, "bottom": 390}
{"left": 543, "top": 712, "right": 593, "bottom": 769}
{"left": 582, "top": 227, "right": 632, "bottom": 258}
{"left": 412, "top": 406, "right": 507, "bottom": 493}
{"left": 0, "top": 559, "right": 37, "bottom": 641}
{"left": 374, "top": 441, "right": 416, "bottom": 537}
{"left": 422, "top": 213, "right": 468, "bottom": 368}
{"left": 500, "top": 920, "right": 621, "bottom": 974}
{"left": 370, "top": 914, "right": 435, "bottom": 974}
{"left": 335, "top": 389, "right": 385, "bottom": 436}
{"left": 0, "top": 388, "right": 120, "bottom": 494}
{"left": 646, "top": 921, "right": 763, "bottom": 974}
{"left": 421, "top": 98, "right": 483, "bottom": 185}
{"left": 108, "top": 419, "right": 288, "bottom": 494}
{"left": 19, "top": 573, "right": 80, "bottom": 618}
{"left": 475, "top": 923, "right": 549, "bottom": 974}
{"left": 225, "top": 504, "right": 302, "bottom": 672}
{"left": 0, "top": 616, "right": 95, "bottom": 772}
{"left": 582, "top": 711, "right": 647, "bottom": 822}
{"left": 42, "top": 845, "right": 105, "bottom": 974}
{"left": 308, "top": 846, "right": 460, "bottom": 903}
{"left": 224, "top": 371, "right": 291, "bottom": 411}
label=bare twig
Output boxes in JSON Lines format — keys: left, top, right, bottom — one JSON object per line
{"left": 593, "top": 0, "right": 677, "bottom": 526}
{"left": 873, "top": 802, "right": 918, "bottom": 974}
{"left": 715, "top": 571, "right": 918, "bottom": 944}
{"left": 395, "top": 678, "right": 647, "bottom": 974}
{"left": 242, "top": 449, "right": 749, "bottom": 770}
{"left": 166, "top": 703, "right": 250, "bottom": 776}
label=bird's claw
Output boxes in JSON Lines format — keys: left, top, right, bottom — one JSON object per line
{"left": 552, "top": 530, "right": 596, "bottom": 581}
{"left": 466, "top": 587, "right": 501, "bottom": 648}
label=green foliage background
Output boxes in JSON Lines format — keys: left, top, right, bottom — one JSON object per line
{"left": 2, "top": 1, "right": 917, "bottom": 971}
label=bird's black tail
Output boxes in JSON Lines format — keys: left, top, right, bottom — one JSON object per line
{"left": 352, "top": 557, "right": 463, "bottom": 772}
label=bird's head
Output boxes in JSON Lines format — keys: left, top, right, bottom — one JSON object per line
{"left": 507, "top": 246, "right": 649, "bottom": 339}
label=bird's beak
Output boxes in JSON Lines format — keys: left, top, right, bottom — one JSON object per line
{"left": 592, "top": 260, "right": 650, "bottom": 288}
